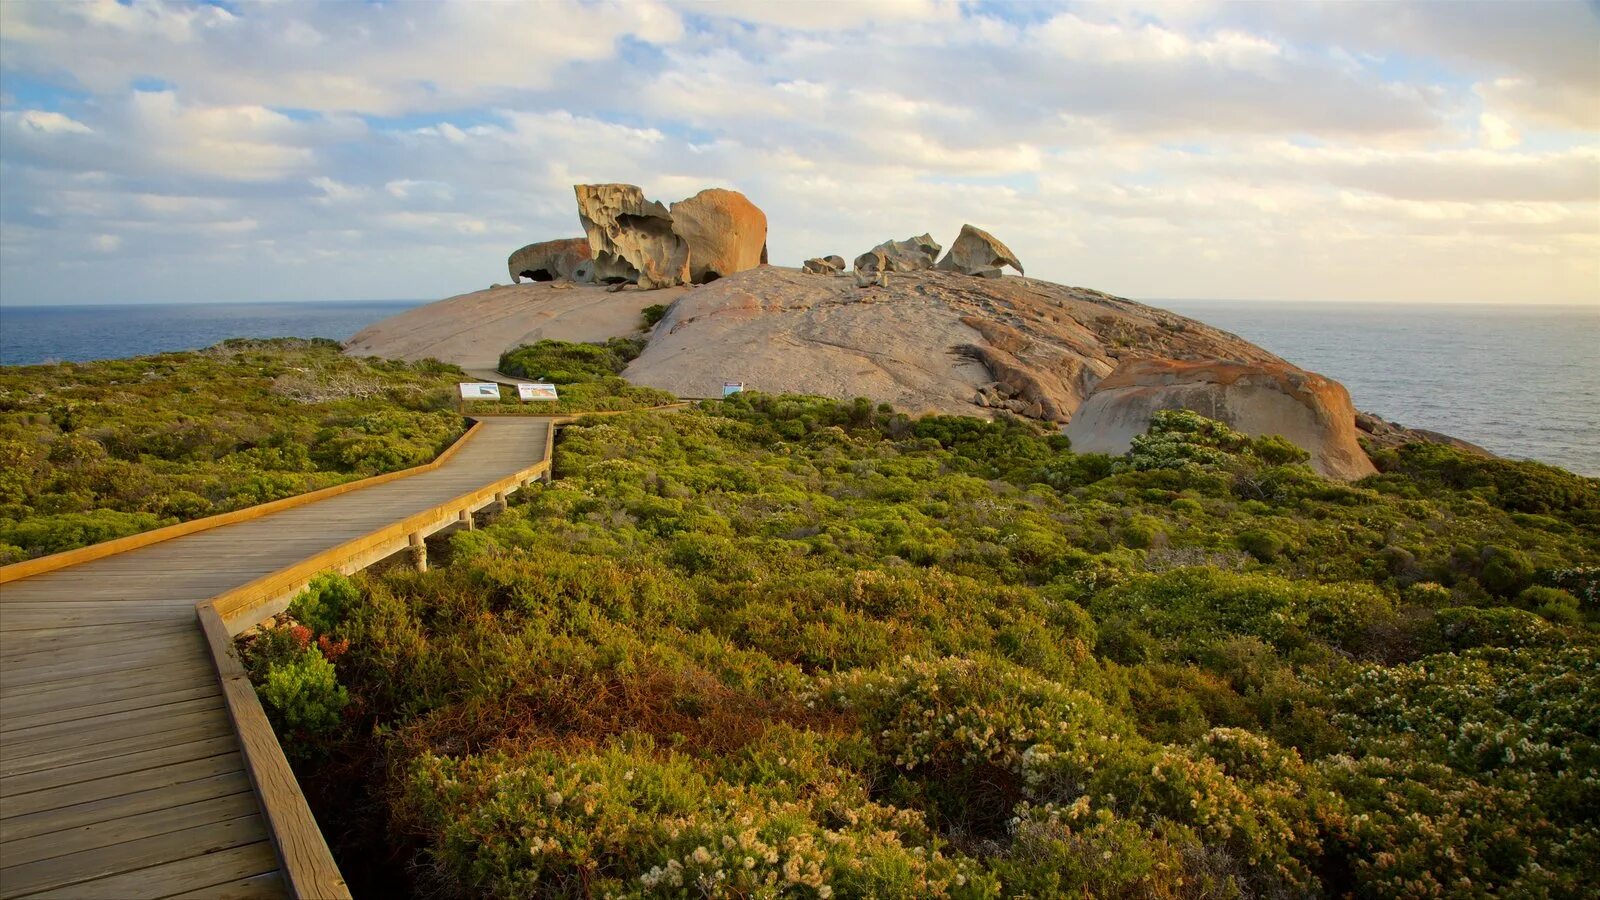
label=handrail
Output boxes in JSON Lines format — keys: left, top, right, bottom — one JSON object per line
{"left": 0, "top": 420, "right": 484, "bottom": 585}
{"left": 193, "top": 433, "right": 552, "bottom": 899}
{"left": 1, "top": 406, "right": 674, "bottom": 898}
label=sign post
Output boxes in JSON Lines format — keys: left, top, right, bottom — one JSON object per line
{"left": 722, "top": 381, "right": 744, "bottom": 399}
{"left": 517, "top": 383, "right": 559, "bottom": 402}
{"left": 458, "top": 383, "right": 502, "bottom": 413}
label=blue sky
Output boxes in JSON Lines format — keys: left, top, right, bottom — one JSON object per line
{"left": 1, "top": 0, "right": 1596, "bottom": 306}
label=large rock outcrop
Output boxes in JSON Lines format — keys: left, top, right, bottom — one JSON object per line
{"left": 508, "top": 237, "right": 592, "bottom": 284}
{"left": 345, "top": 281, "right": 684, "bottom": 371}
{"left": 620, "top": 267, "right": 1286, "bottom": 417}
{"left": 669, "top": 188, "right": 768, "bottom": 284}
{"left": 575, "top": 183, "right": 691, "bottom": 289}
{"left": 937, "top": 224, "right": 1023, "bottom": 278}
{"left": 1063, "top": 358, "right": 1378, "bottom": 480}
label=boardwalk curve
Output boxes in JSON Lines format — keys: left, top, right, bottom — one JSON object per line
{"left": 0, "top": 417, "right": 554, "bottom": 899}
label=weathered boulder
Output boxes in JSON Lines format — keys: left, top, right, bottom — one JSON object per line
{"left": 857, "top": 234, "right": 941, "bottom": 274}
{"left": 669, "top": 188, "right": 767, "bottom": 284}
{"left": 853, "top": 249, "right": 891, "bottom": 287}
{"left": 1063, "top": 358, "right": 1378, "bottom": 481}
{"left": 803, "top": 257, "right": 844, "bottom": 275}
{"left": 508, "top": 237, "right": 593, "bottom": 284}
{"left": 937, "top": 224, "right": 1023, "bottom": 278}
{"left": 574, "top": 183, "right": 690, "bottom": 289}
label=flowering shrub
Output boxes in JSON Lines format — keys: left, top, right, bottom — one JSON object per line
{"left": 224, "top": 399, "right": 1595, "bottom": 896}
{"left": 402, "top": 736, "right": 998, "bottom": 898}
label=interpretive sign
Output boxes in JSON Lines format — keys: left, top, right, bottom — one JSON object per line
{"left": 518, "top": 383, "right": 559, "bottom": 401}
{"left": 458, "top": 382, "right": 502, "bottom": 400}
{"left": 723, "top": 381, "right": 745, "bottom": 398}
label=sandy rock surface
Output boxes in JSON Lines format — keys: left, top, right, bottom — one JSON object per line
{"left": 622, "top": 266, "right": 1285, "bottom": 414}
{"left": 344, "top": 282, "right": 680, "bottom": 370}
{"left": 1064, "top": 358, "right": 1378, "bottom": 480}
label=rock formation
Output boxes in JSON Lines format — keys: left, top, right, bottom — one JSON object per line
{"left": 346, "top": 280, "right": 684, "bottom": 371}
{"left": 1355, "top": 412, "right": 1494, "bottom": 457}
{"left": 803, "top": 257, "right": 844, "bottom": 275}
{"left": 937, "top": 224, "right": 1023, "bottom": 278}
{"left": 574, "top": 183, "right": 691, "bottom": 289}
{"left": 855, "top": 234, "right": 942, "bottom": 275}
{"left": 853, "top": 249, "right": 890, "bottom": 287}
{"left": 1063, "top": 358, "right": 1378, "bottom": 480}
{"left": 507, "top": 237, "right": 593, "bottom": 284}
{"left": 669, "top": 188, "right": 768, "bottom": 284}
{"left": 618, "top": 266, "right": 1286, "bottom": 420}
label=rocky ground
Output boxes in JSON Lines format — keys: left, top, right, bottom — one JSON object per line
{"left": 624, "top": 266, "right": 1286, "bottom": 413}
{"left": 345, "top": 280, "right": 682, "bottom": 371}
{"left": 346, "top": 265, "right": 1480, "bottom": 479}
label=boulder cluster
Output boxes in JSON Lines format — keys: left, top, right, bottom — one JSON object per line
{"left": 509, "top": 184, "right": 768, "bottom": 289}
{"left": 803, "top": 224, "right": 1024, "bottom": 287}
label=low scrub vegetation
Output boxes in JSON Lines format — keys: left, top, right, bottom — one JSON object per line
{"left": 482, "top": 338, "right": 677, "bottom": 415}
{"left": 0, "top": 339, "right": 464, "bottom": 561}
{"left": 240, "top": 395, "right": 1597, "bottom": 897}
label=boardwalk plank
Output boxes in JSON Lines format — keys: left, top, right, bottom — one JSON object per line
{"left": 20, "top": 842, "right": 283, "bottom": 899}
{"left": 1, "top": 755, "right": 246, "bottom": 825}
{"left": 0, "top": 418, "right": 551, "bottom": 898}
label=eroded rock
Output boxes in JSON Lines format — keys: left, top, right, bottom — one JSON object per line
{"left": 937, "top": 224, "right": 1023, "bottom": 278}
{"left": 859, "top": 234, "right": 942, "bottom": 273}
{"left": 1063, "top": 358, "right": 1378, "bottom": 481}
{"left": 574, "top": 183, "right": 690, "bottom": 289}
{"left": 669, "top": 188, "right": 768, "bottom": 284}
{"left": 853, "top": 249, "right": 891, "bottom": 287}
{"left": 508, "top": 237, "right": 593, "bottom": 284}
{"left": 803, "top": 257, "right": 844, "bottom": 275}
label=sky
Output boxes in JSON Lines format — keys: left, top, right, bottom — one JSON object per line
{"left": 0, "top": 0, "right": 1596, "bottom": 307}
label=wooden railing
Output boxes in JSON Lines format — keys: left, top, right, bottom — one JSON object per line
{"left": 0, "top": 405, "right": 680, "bottom": 898}
{"left": 195, "top": 449, "right": 552, "bottom": 899}
{"left": 0, "top": 421, "right": 486, "bottom": 586}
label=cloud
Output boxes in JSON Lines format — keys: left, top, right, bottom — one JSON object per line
{"left": 0, "top": 1, "right": 1595, "bottom": 306}
{"left": 0, "top": 0, "right": 685, "bottom": 115}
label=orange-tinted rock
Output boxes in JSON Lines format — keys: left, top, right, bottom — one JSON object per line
{"left": 669, "top": 188, "right": 768, "bottom": 284}
{"left": 507, "top": 237, "right": 592, "bottom": 284}
{"left": 1063, "top": 358, "right": 1378, "bottom": 480}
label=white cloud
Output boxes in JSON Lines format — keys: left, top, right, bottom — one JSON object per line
{"left": 1479, "top": 113, "right": 1521, "bottom": 150}
{"left": 9, "top": 110, "right": 93, "bottom": 134}
{"left": 0, "top": 1, "right": 1595, "bottom": 307}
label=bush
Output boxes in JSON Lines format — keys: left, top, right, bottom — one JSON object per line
{"left": 258, "top": 648, "right": 348, "bottom": 735}
{"left": 287, "top": 572, "right": 361, "bottom": 636}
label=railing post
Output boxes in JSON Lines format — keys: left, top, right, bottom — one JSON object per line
{"left": 408, "top": 532, "right": 427, "bottom": 572}
{"left": 494, "top": 490, "right": 508, "bottom": 512}
{"left": 457, "top": 509, "right": 474, "bottom": 531}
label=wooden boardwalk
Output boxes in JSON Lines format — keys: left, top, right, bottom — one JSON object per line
{"left": 0, "top": 418, "right": 552, "bottom": 899}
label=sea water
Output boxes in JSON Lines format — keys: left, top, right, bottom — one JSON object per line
{"left": 1, "top": 299, "right": 1595, "bottom": 475}
{"left": 1160, "top": 300, "right": 1599, "bottom": 477}
{"left": 0, "top": 301, "right": 425, "bottom": 368}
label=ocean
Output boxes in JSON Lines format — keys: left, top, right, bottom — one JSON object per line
{"left": 1159, "top": 300, "right": 1599, "bottom": 477}
{"left": 1, "top": 299, "right": 1595, "bottom": 476}
{"left": 0, "top": 300, "right": 425, "bottom": 368}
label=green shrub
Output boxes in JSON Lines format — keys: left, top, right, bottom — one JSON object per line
{"left": 1235, "top": 527, "right": 1287, "bottom": 562}
{"left": 287, "top": 572, "right": 361, "bottom": 636}
{"left": 1515, "top": 585, "right": 1581, "bottom": 624}
{"left": 258, "top": 648, "right": 348, "bottom": 735}
{"left": 641, "top": 303, "right": 669, "bottom": 327}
